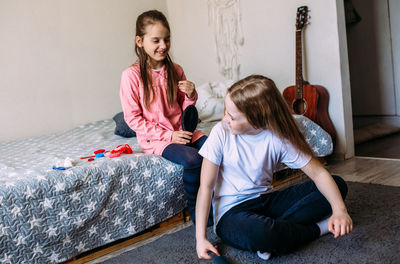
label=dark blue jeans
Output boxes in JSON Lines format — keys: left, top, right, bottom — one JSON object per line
{"left": 162, "top": 136, "right": 212, "bottom": 225}
{"left": 216, "top": 175, "right": 348, "bottom": 256}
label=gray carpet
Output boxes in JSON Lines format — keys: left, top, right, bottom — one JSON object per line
{"left": 101, "top": 182, "right": 400, "bottom": 264}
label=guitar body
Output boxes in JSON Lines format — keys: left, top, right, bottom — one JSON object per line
{"left": 283, "top": 83, "right": 336, "bottom": 141}
{"left": 283, "top": 84, "right": 318, "bottom": 122}
{"left": 283, "top": 6, "right": 336, "bottom": 142}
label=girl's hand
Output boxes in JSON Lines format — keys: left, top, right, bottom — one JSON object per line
{"left": 196, "top": 239, "right": 219, "bottom": 259}
{"left": 329, "top": 209, "right": 353, "bottom": 238}
{"left": 178, "top": 80, "right": 196, "bottom": 98}
{"left": 171, "top": 131, "right": 192, "bottom": 144}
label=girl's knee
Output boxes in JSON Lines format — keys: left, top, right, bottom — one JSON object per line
{"left": 332, "top": 175, "right": 348, "bottom": 199}
{"left": 181, "top": 154, "right": 203, "bottom": 169}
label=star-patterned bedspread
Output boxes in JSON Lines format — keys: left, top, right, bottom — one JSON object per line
{"left": 0, "top": 119, "right": 186, "bottom": 263}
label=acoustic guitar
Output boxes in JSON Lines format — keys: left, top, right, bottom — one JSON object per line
{"left": 283, "top": 6, "right": 336, "bottom": 141}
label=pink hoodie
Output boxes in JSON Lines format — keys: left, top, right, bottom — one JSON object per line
{"left": 120, "top": 62, "right": 204, "bottom": 155}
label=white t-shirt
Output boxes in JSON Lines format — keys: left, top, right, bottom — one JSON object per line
{"left": 198, "top": 122, "right": 311, "bottom": 227}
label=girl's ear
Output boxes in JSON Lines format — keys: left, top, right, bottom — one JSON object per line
{"left": 136, "top": 36, "right": 143, "bottom": 47}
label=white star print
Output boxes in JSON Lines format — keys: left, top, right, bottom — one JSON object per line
{"left": 136, "top": 209, "right": 145, "bottom": 218}
{"left": 167, "top": 208, "right": 174, "bottom": 217}
{"left": 11, "top": 205, "right": 21, "bottom": 217}
{"left": 123, "top": 200, "right": 133, "bottom": 210}
{"left": 129, "top": 160, "right": 138, "bottom": 169}
{"left": 54, "top": 182, "right": 66, "bottom": 192}
{"left": 29, "top": 216, "right": 41, "bottom": 229}
{"left": 75, "top": 241, "right": 87, "bottom": 252}
{"left": 151, "top": 156, "right": 160, "bottom": 164}
{"left": 46, "top": 226, "right": 57, "bottom": 238}
{"left": 147, "top": 215, "right": 155, "bottom": 225}
{"left": 100, "top": 209, "right": 109, "bottom": 219}
{"left": 111, "top": 193, "right": 119, "bottom": 202}
{"left": 88, "top": 226, "right": 97, "bottom": 236}
{"left": 158, "top": 201, "right": 166, "bottom": 210}
{"left": 127, "top": 224, "right": 136, "bottom": 233}
{"left": 0, "top": 253, "right": 12, "bottom": 264}
{"left": 103, "top": 233, "right": 112, "bottom": 243}
{"left": 0, "top": 224, "right": 9, "bottom": 236}
{"left": 48, "top": 252, "right": 60, "bottom": 263}
{"left": 145, "top": 193, "right": 155, "bottom": 203}
{"left": 85, "top": 201, "right": 96, "bottom": 212}
{"left": 310, "top": 129, "right": 317, "bottom": 136}
{"left": 74, "top": 216, "right": 85, "bottom": 228}
{"left": 114, "top": 217, "right": 122, "bottom": 226}
{"left": 107, "top": 166, "right": 115, "bottom": 176}
{"left": 165, "top": 164, "right": 175, "bottom": 173}
{"left": 58, "top": 208, "right": 68, "bottom": 220}
{"left": 14, "top": 234, "right": 27, "bottom": 246}
{"left": 32, "top": 243, "right": 44, "bottom": 256}
{"left": 313, "top": 146, "right": 320, "bottom": 154}
{"left": 133, "top": 184, "right": 142, "bottom": 193}
{"left": 156, "top": 178, "right": 165, "bottom": 188}
{"left": 70, "top": 191, "right": 80, "bottom": 202}
{"left": 143, "top": 169, "right": 151, "bottom": 178}
{"left": 168, "top": 187, "right": 176, "bottom": 195}
{"left": 24, "top": 186, "right": 35, "bottom": 199}
{"left": 63, "top": 235, "right": 72, "bottom": 246}
{"left": 120, "top": 175, "right": 128, "bottom": 186}
{"left": 42, "top": 198, "right": 53, "bottom": 209}
{"left": 320, "top": 138, "right": 328, "bottom": 146}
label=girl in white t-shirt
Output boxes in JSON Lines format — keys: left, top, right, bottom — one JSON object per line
{"left": 195, "top": 75, "right": 353, "bottom": 260}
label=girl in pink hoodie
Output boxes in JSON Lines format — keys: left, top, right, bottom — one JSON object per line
{"left": 120, "top": 10, "right": 211, "bottom": 225}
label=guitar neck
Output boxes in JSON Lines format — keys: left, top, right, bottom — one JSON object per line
{"left": 295, "top": 29, "right": 304, "bottom": 99}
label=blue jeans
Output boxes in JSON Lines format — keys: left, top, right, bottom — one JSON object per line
{"left": 216, "top": 175, "right": 348, "bottom": 256}
{"left": 162, "top": 136, "right": 212, "bottom": 225}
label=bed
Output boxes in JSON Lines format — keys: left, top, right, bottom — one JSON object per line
{"left": 0, "top": 119, "right": 188, "bottom": 264}
{"left": 0, "top": 82, "right": 333, "bottom": 264}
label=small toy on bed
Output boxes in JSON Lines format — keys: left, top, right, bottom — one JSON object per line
{"left": 79, "top": 144, "right": 134, "bottom": 161}
{"left": 52, "top": 157, "right": 76, "bottom": 170}
{"left": 106, "top": 144, "right": 133, "bottom": 158}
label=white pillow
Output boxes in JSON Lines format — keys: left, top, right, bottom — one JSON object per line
{"left": 196, "top": 80, "right": 233, "bottom": 122}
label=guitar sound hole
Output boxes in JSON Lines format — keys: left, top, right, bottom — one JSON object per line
{"left": 292, "top": 99, "right": 307, "bottom": 115}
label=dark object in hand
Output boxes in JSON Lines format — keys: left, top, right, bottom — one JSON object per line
{"left": 182, "top": 105, "right": 199, "bottom": 132}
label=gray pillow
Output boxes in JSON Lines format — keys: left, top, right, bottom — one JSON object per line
{"left": 293, "top": 115, "right": 333, "bottom": 157}
{"left": 113, "top": 112, "right": 136, "bottom": 138}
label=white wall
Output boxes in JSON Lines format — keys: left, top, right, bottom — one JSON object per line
{"left": 168, "top": 0, "right": 353, "bottom": 157}
{"left": 0, "top": 0, "right": 167, "bottom": 141}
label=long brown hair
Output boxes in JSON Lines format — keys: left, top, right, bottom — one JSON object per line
{"left": 228, "top": 75, "right": 313, "bottom": 156}
{"left": 135, "top": 10, "right": 179, "bottom": 110}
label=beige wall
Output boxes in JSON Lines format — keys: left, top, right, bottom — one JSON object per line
{"left": 0, "top": 0, "right": 167, "bottom": 141}
{"left": 347, "top": 0, "right": 397, "bottom": 116}
{"left": 167, "top": 0, "right": 353, "bottom": 158}
{"left": 0, "top": 0, "right": 354, "bottom": 158}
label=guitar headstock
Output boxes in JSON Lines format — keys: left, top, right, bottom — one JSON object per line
{"left": 296, "top": 6, "right": 309, "bottom": 30}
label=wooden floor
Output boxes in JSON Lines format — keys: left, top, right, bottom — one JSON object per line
{"left": 327, "top": 156, "right": 400, "bottom": 187}
{"left": 355, "top": 132, "right": 400, "bottom": 159}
